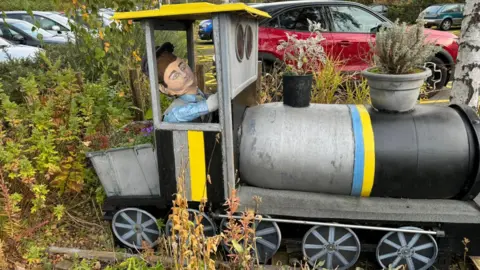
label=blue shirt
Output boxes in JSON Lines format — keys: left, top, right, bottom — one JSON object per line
{"left": 163, "top": 89, "right": 210, "bottom": 123}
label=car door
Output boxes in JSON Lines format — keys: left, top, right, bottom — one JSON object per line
{"left": 263, "top": 5, "right": 333, "bottom": 64}
{"left": 0, "top": 23, "right": 27, "bottom": 45}
{"left": 453, "top": 4, "right": 465, "bottom": 26}
{"left": 438, "top": 4, "right": 461, "bottom": 26}
{"left": 34, "top": 15, "right": 70, "bottom": 36}
{"left": 324, "top": 4, "right": 387, "bottom": 74}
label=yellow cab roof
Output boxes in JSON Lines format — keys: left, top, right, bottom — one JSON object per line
{"left": 112, "top": 2, "right": 271, "bottom": 21}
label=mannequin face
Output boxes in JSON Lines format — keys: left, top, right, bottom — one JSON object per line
{"left": 163, "top": 57, "right": 196, "bottom": 96}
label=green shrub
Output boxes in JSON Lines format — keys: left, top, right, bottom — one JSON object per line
{"left": 0, "top": 56, "right": 44, "bottom": 103}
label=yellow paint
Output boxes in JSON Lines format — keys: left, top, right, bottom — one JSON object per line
{"left": 356, "top": 105, "right": 375, "bottom": 197}
{"left": 196, "top": 45, "right": 214, "bottom": 50}
{"left": 419, "top": 99, "right": 450, "bottom": 104}
{"left": 470, "top": 256, "right": 480, "bottom": 269}
{"left": 112, "top": 2, "right": 271, "bottom": 21}
{"left": 187, "top": 131, "right": 207, "bottom": 202}
{"left": 205, "top": 79, "right": 217, "bottom": 85}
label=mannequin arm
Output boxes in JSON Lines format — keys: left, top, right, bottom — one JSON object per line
{"left": 163, "top": 101, "right": 210, "bottom": 123}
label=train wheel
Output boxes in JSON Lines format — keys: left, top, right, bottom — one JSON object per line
{"left": 302, "top": 225, "right": 361, "bottom": 270}
{"left": 165, "top": 208, "right": 217, "bottom": 239}
{"left": 376, "top": 226, "right": 438, "bottom": 270}
{"left": 111, "top": 207, "right": 161, "bottom": 250}
{"left": 219, "top": 214, "right": 281, "bottom": 264}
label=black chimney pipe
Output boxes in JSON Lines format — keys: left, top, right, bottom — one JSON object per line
{"left": 282, "top": 74, "right": 312, "bottom": 107}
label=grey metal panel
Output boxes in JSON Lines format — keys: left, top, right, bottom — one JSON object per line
{"left": 475, "top": 194, "right": 480, "bottom": 206}
{"left": 173, "top": 131, "right": 191, "bottom": 201}
{"left": 239, "top": 102, "right": 355, "bottom": 195}
{"left": 237, "top": 186, "right": 480, "bottom": 224}
{"left": 143, "top": 20, "right": 162, "bottom": 129}
{"left": 159, "top": 122, "right": 221, "bottom": 132}
{"left": 213, "top": 13, "right": 236, "bottom": 200}
{"left": 228, "top": 18, "right": 259, "bottom": 99}
{"left": 88, "top": 154, "right": 121, "bottom": 197}
{"left": 86, "top": 145, "right": 160, "bottom": 197}
{"left": 109, "top": 148, "right": 152, "bottom": 196}
{"left": 136, "top": 146, "right": 161, "bottom": 196}
{"left": 186, "top": 22, "right": 195, "bottom": 71}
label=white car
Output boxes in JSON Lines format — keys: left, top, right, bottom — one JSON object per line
{"left": 0, "top": 37, "right": 44, "bottom": 62}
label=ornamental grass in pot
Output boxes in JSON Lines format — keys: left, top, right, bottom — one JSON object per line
{"left": 363, "top": 19, "right": 441, "bottom": 112}
{"left": 276, "top": 19, "right": 327, "bottom": 107}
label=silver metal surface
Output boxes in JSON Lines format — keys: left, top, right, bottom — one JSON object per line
{"left": 143, "top": 20, "right": 162, "bottom": 129}
{"left": 173, "top": 131, "right": 191, "bottom": 200}
{"left": 213, "top": 13, "right": 236, "bottom": 200}
{"left": 302, "top": 225, "right": 361, "bottom": 269}
{"left": 237, "top": 186, "right": 480, "bottom": 225}
{"left": 376, "top": 226, "right": 438, "bottom": 270}
{"left": 86, "top": 144, "right": 160, "bottom": 197}
{"left": 239, "top": 103, "right": 355, "bottom": 195}
{"left": 158, "top": 122, "right": 221, "bottom": 132}
{"left": 213, "top": 214, "right": 442, "bottom": 236}
{"left": 111, "top": 208, "right": 160, "bottom": 249}
{"left": 227, "top": 17, "right": 259, "bottom": 99}
{"left": 186, "top": 21, "right": 195, "bottom": 71}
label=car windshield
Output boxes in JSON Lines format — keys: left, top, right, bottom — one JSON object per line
{"left": 0, "top": 37, "right": 11, "bottom": 47}
{"left": 370, "top": 5, "right": 383, "bottom": 12}
{"left": 424, "top": 5, "right": 442, "bottom": 13}
{"left": 49, "top": 13, "right": 73, "bottom": 28}
{"left": 11, "top": 20, "right": 54, "bottom": 38}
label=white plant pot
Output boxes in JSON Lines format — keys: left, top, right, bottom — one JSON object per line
{"left": 362, "top": 67, "right": 432, "bottom": 113}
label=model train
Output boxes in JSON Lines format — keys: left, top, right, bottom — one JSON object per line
{"left": 85, "top": 3, "right": 480, "bottom": 270}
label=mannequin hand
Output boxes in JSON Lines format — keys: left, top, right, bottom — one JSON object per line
{"left": 206, "top": 92, "right": 219, "bottom": 112}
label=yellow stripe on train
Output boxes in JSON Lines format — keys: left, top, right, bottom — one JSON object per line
{"left": 356, "top": 105, "right": 376, "bottom": 197}
{"left": 187, "top": 130, "right": 207, "bottom": 202}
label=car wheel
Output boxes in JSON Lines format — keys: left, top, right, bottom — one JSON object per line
{"left": 440, "top": 19, "right": 452, "bottom": 31}
{"left": 423, "top": 57, "right": 448, "bottom": 98}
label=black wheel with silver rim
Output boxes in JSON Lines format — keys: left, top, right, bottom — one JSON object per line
{"left": 440, "top": 19, "right": 452, "bottom": 31}
{"left": 376, "top": 226, "right": 438, "bottom": 270}
{"left": 165, "top": 208, "right": 217, "bottom": 239}
{"left": 219, "top": 214, "right": 281, "bottom": 264}
{"left": 111, "top": 207, "right": 161, "bottom": 250}
{"left": 302, "top": 225, "right": 361, "bottom": 270}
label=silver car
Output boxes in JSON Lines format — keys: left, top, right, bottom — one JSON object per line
{"left": 3, "top": 11, "right": 75, "bottom": 39}
{"left": 0, "top": 37, "right": 44, "bottom": 62}
{"left": 0, "top": 18, "right": 70, "bottom": 47}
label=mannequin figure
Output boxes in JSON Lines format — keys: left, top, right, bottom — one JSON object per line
{"left": 141, "top": 42, "right": 218, "bottom": 123}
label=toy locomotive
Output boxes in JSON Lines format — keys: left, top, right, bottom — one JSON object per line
{"left": 85, "top": 3, "right": 480, "bottom": 270}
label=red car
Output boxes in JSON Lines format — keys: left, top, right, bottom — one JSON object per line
{"left": 251, "top": 0, "right": 459, "bottom": 92}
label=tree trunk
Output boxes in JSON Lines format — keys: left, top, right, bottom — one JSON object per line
{"left": 449, "top": 0, "right": 480, "bottom": 111}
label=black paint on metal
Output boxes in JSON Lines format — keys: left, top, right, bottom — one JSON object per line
{"left": 368, "top": 105, "right": 475, "bottom": 199}
{"left": 156, "top": 129, "right": 177, "bottom": 206}
{"left": 282, "top": 74, "right": 312, "bottom": 108}
{"left": 204, "top": 131, "right": 225, "bottom": 210}
{"left": 449, "top": 104, "right": 480, "bottom": 200}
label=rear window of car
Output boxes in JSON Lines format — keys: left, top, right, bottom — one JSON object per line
{"left": 424, "top": 5, "right": 442, "bottom": 13}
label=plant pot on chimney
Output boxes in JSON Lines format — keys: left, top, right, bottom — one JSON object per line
{"left": 365, "top": 18, "right": 441, "bottom": 112}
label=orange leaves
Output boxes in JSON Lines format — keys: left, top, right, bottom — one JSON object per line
{"left": 132, "top": 51, "right": 142, "bottom": 62}
{"left": 104, "top": 42, "right": 110, "bottom": 53}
